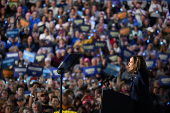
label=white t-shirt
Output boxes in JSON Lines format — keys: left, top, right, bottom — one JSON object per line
{"left": 135, "top": 9, "right": 146, "bottom": 23}
{"left": 55, "top": 23, "right": 69, "bottom": 30}
{"left": 39, "top": 33, "right": 55, "bottom": 42}
{"left": 149, "top": 2, "right": 162, "bottom": 18}
{"left": 38, "top": 22, "right": 49, "bottom": 29}
{"left": 49, "top": 7, "right": 58, "bottom": 18}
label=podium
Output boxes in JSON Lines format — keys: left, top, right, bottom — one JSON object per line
{"left": 101, "top": 89, "right": 137, "bottom": 113}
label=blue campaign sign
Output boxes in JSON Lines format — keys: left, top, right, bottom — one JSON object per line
{"left": 108, "top": 30, "right": 119, "bottom": 38}
{"left": 6, "top": 30, "right": 19, "bottom": 39}
{"left": 83, "top": 44, "right": 95, "bottom": 53}
{"left": 105, "top": 64, "right": 120, "bottom": 77}
{"left": 73, "top": 18, "right": 84, "bottom": 27}
{"left": 83, "top": 66, "right": 98, "bottom": 77}
{"left": 2, "top": 58, "right": 15, "bottom": 68}
{"left": 26, "top": 65, "right": 43, "bottom": 77}
{"left": 145, "top": 60, "right": 156, "bottom": 69}
{"left": 35, "top": 54, "right": 46, "bottom": 62}
{"left": 94, "top": 41, "right": 107, "bottom": 49}
{"left": 25, "top": 91, "right": 31, "bottom": 94}
{"left": 79, "top": 25, "right": 91, "bottom": 33}
{"left": 107, "top": 55, "right": 118, "bottom": 62}
{"left": 14, "top": 67, "right": 27, "bottom": 78}
{"left": 6, "top": 52, "right": 19, "bottom": 60}
{"left": 51, "top": 68, "right": 60, "bottom": 78}
{"left": 120, "top": 48, "right": 134, "bottom": 60}
{"left": 42, "top": 68, "right": 51, "bottom": 79}
{"left": 23, "top": 50, "right": 36, "bottom": 63}
{"left": 159, "top": 76, "right": 170, "bottom": 86}
{"left": 156, "top": 53, "right": 169, "bottom": 62}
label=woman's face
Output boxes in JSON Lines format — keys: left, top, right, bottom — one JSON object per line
{"left": 44, "top": 7, "right": 48, "bottom": 13}
{"left": 144, "top": 20, "right": 149, "bottom": 26}
{"left": 1, "top": 8, "right": 5, "bottom": 14}
{"left": 106, "top": 8, "right": 110, "bottom": 14}
{"left": 5, "top": 106, "right": 13, "bottom": 113}
{"left": 36, "top": 2, "right": 41, "bottom": 7}
{"left": 59, "top": 7, "right": 63, "bottom": 13}
{"left": 71, "top": 9, "right": 75, "bottom": 15}
{"left": 27, "top": 36, "right": 32, "bottom": 43}
{"left": 128, "top": 57, "right": 135, "bottom": 72}
{"left": 148, "top": 44, "right": 152, "bottom": 50}
{"left": 42, "top": 16, "right": 46, "bottom": 22}
{"left": 99, "top": 17, "right": 104, "bottom": 23}
{"left": 85, "top": 9, "right": 90, "bottom": 15}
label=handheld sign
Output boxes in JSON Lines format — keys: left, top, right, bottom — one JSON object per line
{"left": 156, "top": 53, "right": 169, "bottom": 62}
{"left": 6, "top": 30, "right": 19, "bottom": 39}
{"left": 107, "top": 55, "right": 118, "bottom": 62}
{"left": 26, "top": 65, "right": 43, "bottom": 77}
{"left": 119, "top": 27, "right": 131, "bottom": 37}
{"left": 14, "top": 67, "right": 27, "bottom": 78}
{"left": 117, "top": 11, "right": 128, "bottom": 21}
{"left": 8, "top": 2, "right": 18, "bottom": 8}
{"left": 38, "top": 25, "right": 46, "bottom": 32}
{"left": 79, "top": 25, "right": 91, "bottom": 33}
{"left": 6, "top": 52, "right": 19, "bottom": 61}
{"left": 42, "top": 68, "right": 51, "bottom": 79}
{"left": 19, "top": 18, "right": 30, "bottom": 28}
{"left": 120, "top": 48, "right": 134, "bottom": 60}
{"left": 83, "top": 66, "right": 98, "bottom": 77}
{"left": 35, "top": 54, "right": 46, "bottom": 62}
{"left": 83, "top": 44, "right": 95, "bottom": 52}
{"left": 2, "top": 58, "right": 15, "bottom": 68}
{"left": 108, "top": 30, "right": 119, "bottom": 38}
{"left": 145, "top": 60, "right": 156, "bottom": 69}
{"left": 1, "top": 68, "right": 14, "bottom": 78}
{"left": 105, "top": 64, "right": 120, "bottom": 77}
{"left": 25, "top": 91, "right": 31, "bottom": 94}
{"left": 73, "top": 18, "right": 84, "bottom": 27}
{"left": 159, "top": 76, "right": 170, "bottom": 86}
{"left": 54, "top": 111, "right": 77, "bottom": 113}
{"left": 51, "top": 68, "right": 60, "bottom": 78}
{"left": 94, "top": 41, "right": 107, "bottom": 49}
{"left": 23, "top": 50, "right": 35, "bottom": 63}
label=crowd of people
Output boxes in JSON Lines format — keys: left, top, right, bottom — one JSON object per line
{"left": 0, "top": 0, "right": 170, "bottom": 113}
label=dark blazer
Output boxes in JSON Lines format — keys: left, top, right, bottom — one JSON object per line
{"left": 130, "top": 69, "right": 154, "bottom": 113}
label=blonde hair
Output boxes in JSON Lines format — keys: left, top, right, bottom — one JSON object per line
{"left": 160, "top": 43, "right": 168, "bottom": 53}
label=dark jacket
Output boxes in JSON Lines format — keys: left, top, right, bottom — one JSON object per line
{"left": 22, "top": 42, "right": 37, "bottom": 52}
{"left": 130, "top": 69, "right": 154, "bottom": 113}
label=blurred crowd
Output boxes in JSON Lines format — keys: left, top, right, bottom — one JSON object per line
{"left": 0, "top": 0, "right": 170, "bottom": 113}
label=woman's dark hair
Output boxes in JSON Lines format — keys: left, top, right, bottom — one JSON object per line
{"left": 0, "top": 7, "right": 7, "bottom": 17}
{"left": 41, "top": 15, "right": 46, "bottom": 21}
{"left": 83, "top": 8, "right": 92, "bottom": 17}
{"left": 77, "top": 106, "right": 87, "bottom": 113}
{"left": 131, "top": 55, "right": 148, "bottom": 74}
{"left": 27, "top": 35, "right": 34, "bottom": 43}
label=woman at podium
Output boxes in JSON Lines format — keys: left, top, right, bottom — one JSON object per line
{"left": 128, "top": 55, "right": 154, "bottom": 113}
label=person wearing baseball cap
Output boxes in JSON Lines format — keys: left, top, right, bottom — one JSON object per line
{"left": 40, "top": 92, "right": 54, "bottom": 112}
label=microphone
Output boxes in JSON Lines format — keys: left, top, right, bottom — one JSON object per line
{"left": 103, "top": 75, "right": 115, "bottom": 83}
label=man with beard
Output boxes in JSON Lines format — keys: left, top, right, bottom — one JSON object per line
{"left": 40, "top": 92, "right": 54, "bottom": 112}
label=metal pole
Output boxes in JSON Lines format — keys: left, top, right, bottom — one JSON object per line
{"left": 60, "top": 73, "right": 63, "bottom": 113}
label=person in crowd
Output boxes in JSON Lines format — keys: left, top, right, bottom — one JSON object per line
{"left": 144, "top": 43, "right": 156, "bottom": 60}
{"left": 57, "top": 93, "right": 74, "bottom": 110}
{"left": 51, "top": 49, "right": 65, "bottom": 67}
{"left": 22, "top": 36, "right": 36, "bottom": 52}
{"left": 149, "top": 0, "right": 162, "bottom": 27}
{"left": 128, "top": 55, "right": 154, "bottom": 113}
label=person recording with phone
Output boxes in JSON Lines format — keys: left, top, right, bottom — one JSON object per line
{"left": 128, "top": 55, "right": 154, "bottom": 113}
